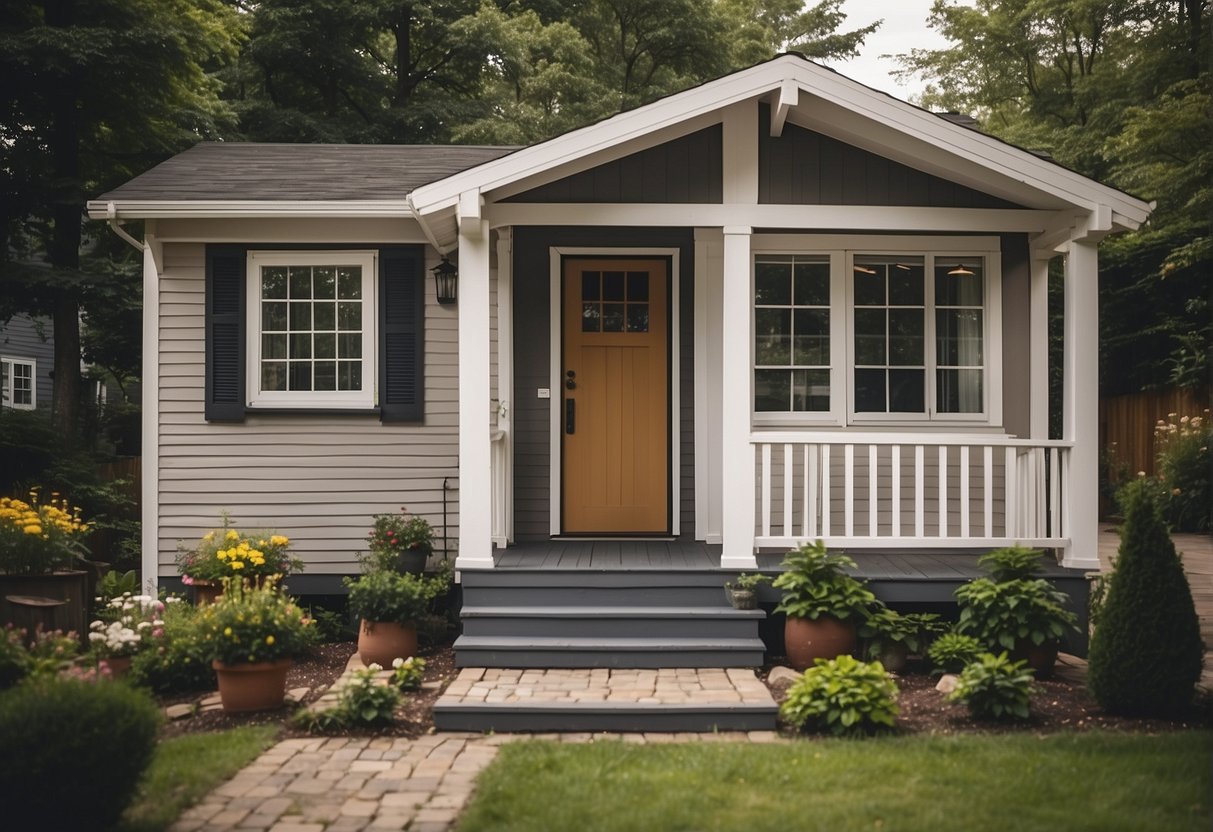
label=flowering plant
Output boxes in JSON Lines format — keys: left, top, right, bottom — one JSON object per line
{"left": 88, "top": 593, "right": 165, "bottom": 659}
{"left": 366, "top": 507, "right": 433, "bottom": 565}
{"left": 391, "top": 656, "right": 426, "bottom": 691}
{"left": 0, "top": 488, "right": 90, "bottom": 575}
{"left": 175, "top": 514, "right": 303, "bottom": 583}
{"left": 1152, "top": 410, "right": 1210, "bottom": 533}
{"left": 197, "top": 576, "right": 314, "bottom": 666}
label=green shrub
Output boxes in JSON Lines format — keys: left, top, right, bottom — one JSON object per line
{"left": 779, "top": 654, "right": 899, "bottom": 736}
{"left": 198, "top": 577, "right": 314, "bottom": 666}
{"left": 949, "top": 652, "right": 1035, "bottom": 721}
{"left": 129, "top": 599, "right": 216, "bottom": 693}
{"left": 1151, "top": 410, "right": 1211, "bottom": 533}
{"left": 345, "top": 569, "right": 445, "bottom": 626}
{"left": 978, "top": 546, "right": 1046, "bottom": 581}
{"left": 0, "top": 626, "right": 28, "bottom": 689}
{"left": 955, "top": 577, "right": 1077, "bottom": 652}
{"left": 1088, "top": 479, "right": 1204, "bottom": 716}
{"left": 339, "top": 664, "right": 401, "bottom": 726}
{"left": 0, "top": 676, "right": 161, "bottom": 828}
{"left": 773, "top": 541, "right": 876, "bottom": 622}
{"left": 859, "top": 607, "right": 941, "bottom": 660}
{"left": 927, "top": 632, "right": 984, "bottom": 674}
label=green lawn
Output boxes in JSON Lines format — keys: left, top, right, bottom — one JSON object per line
{"left": 118, "top": 725, "right": 279, "bottom": 832}
{"left": 458, "top": 731, "right": 1212, "bottom": 832}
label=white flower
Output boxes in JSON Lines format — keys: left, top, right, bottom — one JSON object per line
{"left": 88, "top": 632, "right": 104, "bottom": 643}
{"left": 367, "top": 663, "right": 382, "bottom": 672}
{"left": 137, "top": 621, "right": 152, "bottom": 630}
{"left": 392, "top": 658, "right": 404, "bottom": 669}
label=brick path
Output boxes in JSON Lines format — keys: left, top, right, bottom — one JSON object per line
{"left": 438, "top": 666, "right": 776, "bottom": 706}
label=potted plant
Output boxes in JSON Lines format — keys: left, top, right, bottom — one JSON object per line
{"left": 175, "top": 515, "right": 302, "bottom": 605}
{"left": 955, "top": 547, "right": 1078, "bottom": 675}
{"left": 366, "top": 507, "right": 434, "bottom": 576}
{"left": 773, "top": 541, "right": 876, "bottom": 670}
{"left": 198, "top": 576, "right": 313, "bottom": 712}
{"left": 859, "top": 608, "right": 942, "bottom": 672}
{"left": 345, "top": 569, "right": 437, "bottom": 667}
{"left": 87, "top": 593, "right": 164, "bottom": 677}
{"left": 724, "top": 572, "right": 770, "bottom": 610}
{"left": 0, "top": 489, "right": 92, "bottom": 639}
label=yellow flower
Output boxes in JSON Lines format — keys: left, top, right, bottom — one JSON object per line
{"left": 23, "top": 525, "right": 42, "bottom": 535}
{"left": 226, "top": 529, "right": 239, "bottom": 541}
{"left": 231, "top": 561, "right": 245, "bottom": 570}
{"left": 270, "top": 535, "right": 288, "bottom": 547}
{"left": 224, "top": 627, "right": 232, "bottom": 636}
{"left": 265, "top": 635, "right": 275, "bottom": 646}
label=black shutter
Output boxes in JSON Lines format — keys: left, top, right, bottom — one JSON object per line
{"left": 379, "top": 247, "right": 425, "bottom": 422}
{"left": 205, "top": 245, "right": 247, "bottom": 422}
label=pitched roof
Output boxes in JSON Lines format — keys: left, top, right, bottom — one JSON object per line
{"left": 95, "top": 142, "right": 516, "bottom": 202}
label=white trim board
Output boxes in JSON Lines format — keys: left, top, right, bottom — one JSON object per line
{"left": 547, "top": 246, "right": 682, "bottom": 538}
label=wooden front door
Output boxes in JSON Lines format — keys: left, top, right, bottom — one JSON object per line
{"left": 562, "top": 258, "right": 669, "bottom": 533}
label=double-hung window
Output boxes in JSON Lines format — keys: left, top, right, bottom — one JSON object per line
{"left": 751, "top": 237, "right": 1000, "bottom": 426}
{"left": 0, "top": 357, "right": 35, "bottom": 410}
{"left": 246, "top": 251, "right": 377, "bottom": 409}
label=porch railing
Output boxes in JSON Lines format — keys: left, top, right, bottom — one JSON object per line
{"left": 751, "top": 432, "right": 1072, "bottom": 549}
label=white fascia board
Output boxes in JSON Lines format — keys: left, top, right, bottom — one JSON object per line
{"left": 412, "top": 53, "right": 1149, "bottom": 228}
{"left": 86, "top": 199, "right": 414, "bottom": 220}
{"left": 782, "top": 63, "right": 1151, "bottom": 226}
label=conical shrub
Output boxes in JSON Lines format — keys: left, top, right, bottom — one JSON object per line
{"left": 1087, "top": 479, "right": 1204, "bottom": 716}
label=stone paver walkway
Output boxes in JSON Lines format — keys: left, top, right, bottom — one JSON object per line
{"left": 437, "top": 666, "right": 775, "bottom": 706}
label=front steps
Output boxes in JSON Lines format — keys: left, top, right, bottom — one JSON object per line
{"left": 452, "top": 569, "right": 767, "bottom": 669}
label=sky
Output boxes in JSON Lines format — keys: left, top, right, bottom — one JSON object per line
{"left": 825, "top": 0, "right": 952, "bottom": 101}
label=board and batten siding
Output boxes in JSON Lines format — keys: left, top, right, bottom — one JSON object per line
{"left": 155, "top": 240, "right": 499, "bottom": 577}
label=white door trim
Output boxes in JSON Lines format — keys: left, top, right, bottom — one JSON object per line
{"left": 548, "top": 246, "right": 682, "bottom": 537}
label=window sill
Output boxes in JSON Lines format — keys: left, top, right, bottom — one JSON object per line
{"left": 245, "top": 407, "right": 383, "bottom": 416}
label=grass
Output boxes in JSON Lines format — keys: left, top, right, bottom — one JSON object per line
{"left": 117, "top": 725, "right": 279, "bottom": 832}
{"left": 459, "top": 731, "right": 1212, "bottom": 832}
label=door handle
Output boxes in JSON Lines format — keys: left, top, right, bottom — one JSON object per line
{"left": 565, "top": 398, "right": 575, "bottom": 434}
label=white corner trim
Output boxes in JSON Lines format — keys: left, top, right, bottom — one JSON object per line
{"left": 142, "top": 233, "right": 162, "bottom": 593}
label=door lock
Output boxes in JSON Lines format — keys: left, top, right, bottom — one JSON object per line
{"left": 565, "top": 369, "right": 576, "bottom": 390}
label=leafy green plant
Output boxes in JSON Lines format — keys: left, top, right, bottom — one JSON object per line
{"left": 927, "top": 632, "right": 984, "bottom": 674}
{"left": 977, "top": 546, "right": 1046, "bottom": 581}
{"left": 779, "top": 654, "right": 899, "bottom": 737}
{"left": 365, "top": 506, "right": 435, "bottom": 569}
{"left": 725, "top": 572, "right": 770, "bottom": 592}
{"left": 773, "top": 541, "right": 875, "bottom": 622}
{"left": 0, "top": 676, "right": 161, "bottom": 829}
{"left": 345, "top": 569, "right": 445, "bottom": 626}
{"left": 129, "top": 598, "right": 216, "bottom": 693}
{"left": 338, "top": 664, "right": 401, "bottom": 726}
{"left": 0, "top": 626, "right": 28, "bottom": 689}
{"left": 1149, "top": 410, "right": 1211, "bottom": 533}
{"left": 392, "top": 656, "right": 426, "bottom": 690}
{"left": 1088, "top": 479, "right": 1203, "bottom": 716}
{"left": 948, "top": 652, "right": 1035, "bottom": 721}
{"left": 95, "top": 568, "right": 140, "bottom": 605}
{"left": 309, "top": 605, "right": 357, "bottom": 643}
{"left": 197, "top": 577, "right": 314, "bottom": 666}
{"left": 955, "top": 577, "right": 1077, "bottom": 652}
{"left": 859, "top": 607, "right": 942, "bottom": 660}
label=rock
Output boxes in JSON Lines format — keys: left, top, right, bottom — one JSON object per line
{"left": 165, "top": 704, "right": 194, "bottom": 720}
{"left": 286, "top": 687, "right": 311, "bottom": 703}
{"left": 199, "top": 692, "right": 222, "bottom": 707}
{"left": 767, "top": 666, "right": 802, "bottom": 686}
{"left": 421, "top": 681, "right": 442, "bottom": 691}
{"left": 935, "top": 674, "right": 960, "bottom": 694}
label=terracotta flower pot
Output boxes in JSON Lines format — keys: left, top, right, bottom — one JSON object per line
{"left": 358, "top": 619, "right": 418, "bottom": 668}
{"left": 105, "top": 655, "right": 132, "bottom": 678}
{"left": 1013, "top": 638, "right": 1059, "bottom": 676}
{"left": 193, "top": 580, "right": 222, "bottom": 606}
{"left": 212, "top": 658, "right": 292, "bottom": 712}
{"left": 784, "top": 615, "right": 856, "bottom": 670}
{"left": 876, "top": 642, "right": 910, "bottom": 673}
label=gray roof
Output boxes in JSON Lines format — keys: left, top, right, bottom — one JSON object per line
{"left": 96, "top": 142, "right": 517, "bottom": 202}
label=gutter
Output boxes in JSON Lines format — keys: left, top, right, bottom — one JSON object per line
{"left": 86, "top": 199, "right": 415, "bottom": 220}
{"left": 104, "top": 202, "right": 145, "bottom": 252}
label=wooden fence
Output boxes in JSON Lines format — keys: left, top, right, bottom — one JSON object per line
{"left": 1099, "top": 387, "right": 1210, "bottom": 477}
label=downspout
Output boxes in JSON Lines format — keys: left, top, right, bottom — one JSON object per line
{"left": 104, "top": 202, "right": 145, "bottom": 252}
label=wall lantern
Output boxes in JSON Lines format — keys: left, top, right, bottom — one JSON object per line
{"left": 432, "top": 256, "right": 458, "bottom": 305}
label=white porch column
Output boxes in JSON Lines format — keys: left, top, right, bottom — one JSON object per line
{"left": 457, "top": 218, "right": 495, "bottom": 568}
{"left": 1029, "top": 255, "right": 1050, "bottom": 440}
{"left": 141, "top": 233, "right": 161, "bottom": 594}
{"left": 720, "top": 226, "right": 757, "bottom": 568}
{"left": 494, "top": 227, "right": 513, "bottom": 548}
{"left": 1062, "top": 239, "right": 1101, "bottom": 570}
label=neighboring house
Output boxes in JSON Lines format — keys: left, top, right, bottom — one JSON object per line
{"left": 0, "top": 314, "right": 53, "bottom": 411}
{"left": 89, "top": 55, "right": 1150, "bottom": 667}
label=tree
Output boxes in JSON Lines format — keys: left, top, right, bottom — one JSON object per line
{"left": 1087, "top": 479, "right": 1203, "bottom": 716}
{"left": 0, "top": 0, "right": 241, "bottom": 438}
{"left": 894, "top": 0, "right": 1211, "bottom": 395}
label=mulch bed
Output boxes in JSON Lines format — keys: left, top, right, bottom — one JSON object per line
{"left": 761, "top": 659, "right": 1211, "bottom": 736}
{"left": 157, "top": 641, "right": 458, "bottom": 740}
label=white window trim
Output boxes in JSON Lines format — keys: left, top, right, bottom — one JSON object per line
{"left": 245, "top": 250, "right": 378, "bottom": 409}
{"left": 750, "top": 235, "right": 1003, "bottom": 429}
{"left": 0, "top": 356, "right": 37, "bottom": 410}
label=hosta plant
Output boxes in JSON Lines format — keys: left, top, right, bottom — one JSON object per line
{"left": 978, "top": 546, "right": 1046, "bottom": 581}
{"left": 773, "top": 541, "right": 875, "bottom": 622}
{"left": 780, "top": 654, "right": 899, "bottom": 737}
{"left": 927, "top": 632, "right": 984, "bottom": 675}
{"left": 948, "top": 652, "right": 1035, "bottom": 721}
{"left": 859, "top": 607, "right": 944, "bottom": 660}
{"left": 955, "top": 577, "right": 1077, "bottom": 651}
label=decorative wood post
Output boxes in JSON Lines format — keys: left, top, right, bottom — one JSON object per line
{"left": 1062, "top": 239, "right": 1101, "bottom": 570}
{"left": 721, "top": 226, "right": 757, "bottom": 569}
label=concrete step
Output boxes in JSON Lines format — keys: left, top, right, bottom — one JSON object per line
{"left": 452, "top": 635, "right": 767, "bottom": 668}
{"left": 432, "top": 701, "right": 778, "bottom": 733}
{"left": 459, "top": 605, "right": 765, "bottom": 639}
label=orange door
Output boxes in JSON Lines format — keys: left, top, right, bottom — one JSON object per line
{"left": 562, "top": 259, "right": 669, "bottom": 533}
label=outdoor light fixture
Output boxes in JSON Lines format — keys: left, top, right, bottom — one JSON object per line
{"left": 432, "top": 256, "right": 458, "bottom": 305}
{"left": 947, "top": 263, "right": 976, "bottom": 277}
